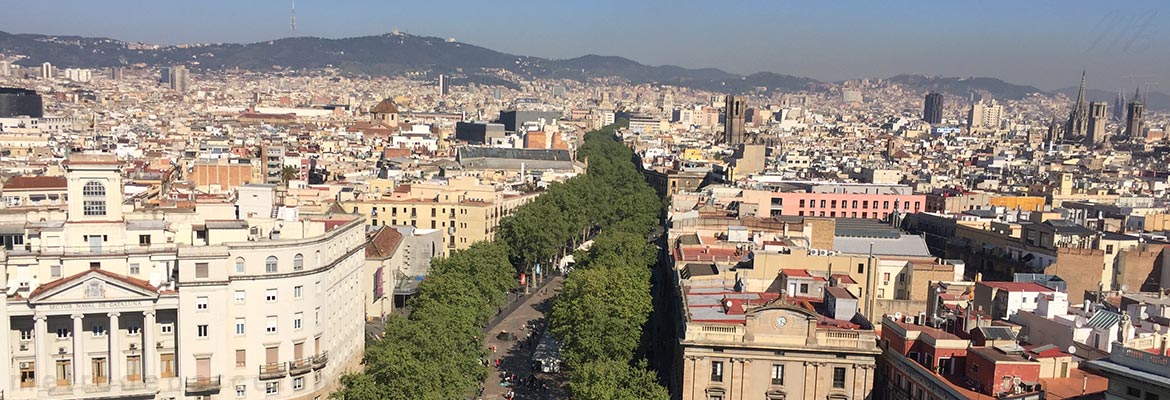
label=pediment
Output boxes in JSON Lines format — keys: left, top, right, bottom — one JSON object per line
{"left": 29, "top": 270, "right": 159, "bottom": 304}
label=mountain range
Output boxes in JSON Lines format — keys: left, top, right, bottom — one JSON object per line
{"left": 1, "top": 30, "right": 1166, "bottom": 110}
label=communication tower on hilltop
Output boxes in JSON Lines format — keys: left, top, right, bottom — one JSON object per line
{"left": 290, "top": 0, "right": 297, "bottom": 32}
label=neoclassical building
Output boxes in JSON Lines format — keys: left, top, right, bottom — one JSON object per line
{"left": 0, "top": 155, "right": 367, "bottom": 399}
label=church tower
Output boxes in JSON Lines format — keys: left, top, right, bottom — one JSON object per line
{"left": 1064, "top": 71, "right": 1089, "bottom": 140}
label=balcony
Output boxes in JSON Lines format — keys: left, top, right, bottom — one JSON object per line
{"left": 185, "top": 375, "right": 221, "bottom": 394}
{"left": 259, "top": 362, "right": 287, "bottom": 380}
{"left": 312, "top": 351, "right": 329, "bottom": 369}
{"left": 289, "top": 357, "right": 313, "bottom": 376}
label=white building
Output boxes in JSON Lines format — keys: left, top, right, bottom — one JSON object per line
{"left": 0, "top": 155, "right": 367, "bottom": 400}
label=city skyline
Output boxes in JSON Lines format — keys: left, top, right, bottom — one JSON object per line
{"left": 3, "top": 0, "right": 1168, "bottom": 92}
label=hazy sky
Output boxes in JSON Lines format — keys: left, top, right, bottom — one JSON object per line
{"left": 5, "top": 0, "right": 1169, "bottom": 91}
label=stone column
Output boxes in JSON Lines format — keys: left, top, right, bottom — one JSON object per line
{"left": 142, "top": 311, "right": 155, "bottom": 381}
{"left": 72, "top": 314, "right": 85, "bottom": 386}
{"left": 34, "top": 315, "right": 49, "bottom": 390}
{"left": 107, "top": 312, "right": 120, "bottom": 386}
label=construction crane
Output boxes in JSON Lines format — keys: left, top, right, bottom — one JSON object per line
{"left": 290, "top": 0, "right": 297, "bottom": 32}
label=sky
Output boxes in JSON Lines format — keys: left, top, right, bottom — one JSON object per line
{"left": 5, "top": 0, "right": 1169, "bottom": 92}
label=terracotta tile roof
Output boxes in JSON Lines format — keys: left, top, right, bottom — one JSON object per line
{"left": 366, "top": 226, "right": 403, "bottom": 259}
{"left": 3, "top": 176, "right": 67, "bottom": 190}
{"left": 28, "top": 269, "right": 158, "bottom": 299}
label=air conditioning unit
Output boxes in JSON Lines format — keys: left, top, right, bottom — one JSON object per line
{"left": 58, "top": 347, "right": 66, "bottom": 354}
{"left": 129, "top": 343, "right": 138, "bottom": 350}
{"left": 157, "top": 341, "right": 164, "bottom": 349}
{"left": 19, "top": 343, "right": 28, "bottom": 351}
{"left": 19, "top": 362, "right": 31, "bottom": 369}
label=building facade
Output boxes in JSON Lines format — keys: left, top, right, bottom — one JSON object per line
{"left": 0, "top": 156, "right": 367, "bottom": 400}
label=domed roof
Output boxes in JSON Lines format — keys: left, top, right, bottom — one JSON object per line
{"left": 371, "top": 99, "right": 399, "bottom": 114}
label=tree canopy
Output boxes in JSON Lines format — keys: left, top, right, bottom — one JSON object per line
{"left": 334, "top": 120, "right": 668, "bottom": 400}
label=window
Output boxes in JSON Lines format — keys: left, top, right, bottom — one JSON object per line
{"left": 293, "top": 254, "right": 304, "bottom": 271}
{"left": 138, "top": 234, "right": 151, "bottom": 246}
{"left": 711, "top": 361, "right": 724, "bottom": 382}
{"left": 49, "top": 264, "right": 63, "bottom": 278}
{"left": 161, "top": 323, "right": 173, "bottom": 335}
{"left": 20, "top": 361, "right": 35, "bottom": 388}
{"left": 127, "top": 325, "right": 141, "bottom": 335}
{"left": 883, "top": 201, "right": 890, "bottom": 209}
{"left": 852, "top": 200, "right": 858, "bottom": 208}
{"left": 294, "top": 285, "right": 303, "bottom": 299}
{"left": 195, "top": 263, "right": 209, "bottom": 279}
{"left": 820, "top": 200, "right": 826, "bottom": 208}
{"left": 293, "top": 377, "right": 304, "bottom": 391}
{"left": 831, "top": 200, "right": 837, "bottom": 208}
{"left": 196, "top": 324, "right": 208, "bottom": 338}
{"left": 314, "top": 369, "right": 322, "bottom": 383}
{"left": 236, "top": 350, "right": 246, "bottom": 368}
{"left": 857, "top": 263, "right": 864, "bottom": 274}
{"left": 235, "top": 257, "right": 246, "bottom": 273}
{"left": 1126, "top": 387, "right": 1141, "bottom": 397}
{"left": 235, "top": 318, "right": 245, "bottom": 335}
{"left": 196, "top": 296, "right": 208, "bottom": 310}
{"left": 236, "top": 384, "right": 247, "bottom": 398}
{"left": 799, "top": 283, "right": 809, "bottom": 294}
{"left": 1106, "top": 245, "right": 1114, "bottom": 255}
{"left": 265, "top": 382, "right": 279, "bottom": 395}
{"left": 265, "top": 256, "right": 278, "bottom": 273}
{"left": 82, "top": 181, "right": 107, "bottom": 216}
{"left": 266, "top": 316, "right": 277, "bottom": 333}
{"left": 20, "top": 329, "right": 32, "bottom": 341}
{"left": 235, "top": 290, "right": 245, "bottom": 304}
{"left": 882, "top": 272, "right": 891, "bottom": 283}
{"left": 92, "top": 324, "right": 106, "bottom": 336}
{"left": 294, "top": 312, "right": 303, "bottom": 330}
{"left": 129, "top": 263, "right": 140, "bottom": 275}
{"left": 160, "top": 354, "right": 176, "bottom": 378}
{"left": 1146, "top": 393, "right": 1160, "bottom": 400}
{"left": 771, "top": 364, "right": 784, "bottom": 385}
{"left": 266, "top": 289, "right": 277, "bottom": 302}
{"left": 799, "top": 199, "right": 806, "bottom": 207}
{"left": 832, "top": 367, "right": 846, "bottom": 388}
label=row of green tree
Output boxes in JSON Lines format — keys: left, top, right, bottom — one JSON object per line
{"left": 332, "top": 121, "right": 664, "bottom": 399}
{"left": 546, "top": 127, "right": 670, "bottom": 399}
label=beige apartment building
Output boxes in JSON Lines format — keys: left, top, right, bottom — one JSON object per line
{"left": 0, "top": 155, "right": 367, "bottom": 400}
{"left": 341, "top": 176, "right": 537, "bottom": 251}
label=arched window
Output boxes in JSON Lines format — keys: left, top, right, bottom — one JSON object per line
{"left": 82, "top": 181, "right": 107, "bottom": 216}
{"left": 315, "top": 250, "right": 321, "bottom": 266}
{"left": 235, "top": 257, "right": 246, "bottom": 273}
{"left": 265, "top": 256, "right": 278, "bottom": 273}
{"left": 293, "top": 254, "right": 304, "bottom": 271}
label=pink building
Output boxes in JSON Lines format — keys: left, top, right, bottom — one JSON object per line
{"left": 742, "top": 188, "right": 926, "bottom": 219}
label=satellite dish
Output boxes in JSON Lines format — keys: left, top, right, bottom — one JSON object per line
{"left": 894, "top": 312, "right": 903, "bottom": 320}
{"left": 1121, "top": 284, "right": 1130, "bottom": 292}
{"left": 1066, "top": 345, "right": 1077, "bottom": 355}
{"left": 1012, "top": 376, "right": 1022, "bottom": 385}
{"left": 1074, "top": 319, "right": 1084, "bottom": 329}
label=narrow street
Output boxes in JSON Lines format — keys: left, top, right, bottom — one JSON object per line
{"left": 479, "top": 276, "right": 566, "bottom": 400}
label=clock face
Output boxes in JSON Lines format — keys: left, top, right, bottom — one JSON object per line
{"left": 775, "top": 316, "right": 788, "bottom": 327}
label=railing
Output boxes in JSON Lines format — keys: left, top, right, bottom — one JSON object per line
{"left": 10, "top": 243, "right": 179, "bottom": 256}
{"left": 184, "top": 375, "right": 221, "bottom": 393}
{"left": 817, "top": 330, "right": 876, "bottom": 350}
{"left": 289, "top": 357, "right": 313, "bottom": 375}
{"left": 312, "top": 351, "right": 329, "bottom": 369}
{"left": 259, "top": 363, "right": 287, "bottom": 380}
{"left": 685, "top": 323, "right": 744, "bottom": 343}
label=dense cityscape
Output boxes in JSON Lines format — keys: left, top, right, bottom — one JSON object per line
{"left": 2, "top": 3, "right": 1170, "bottom": 400}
